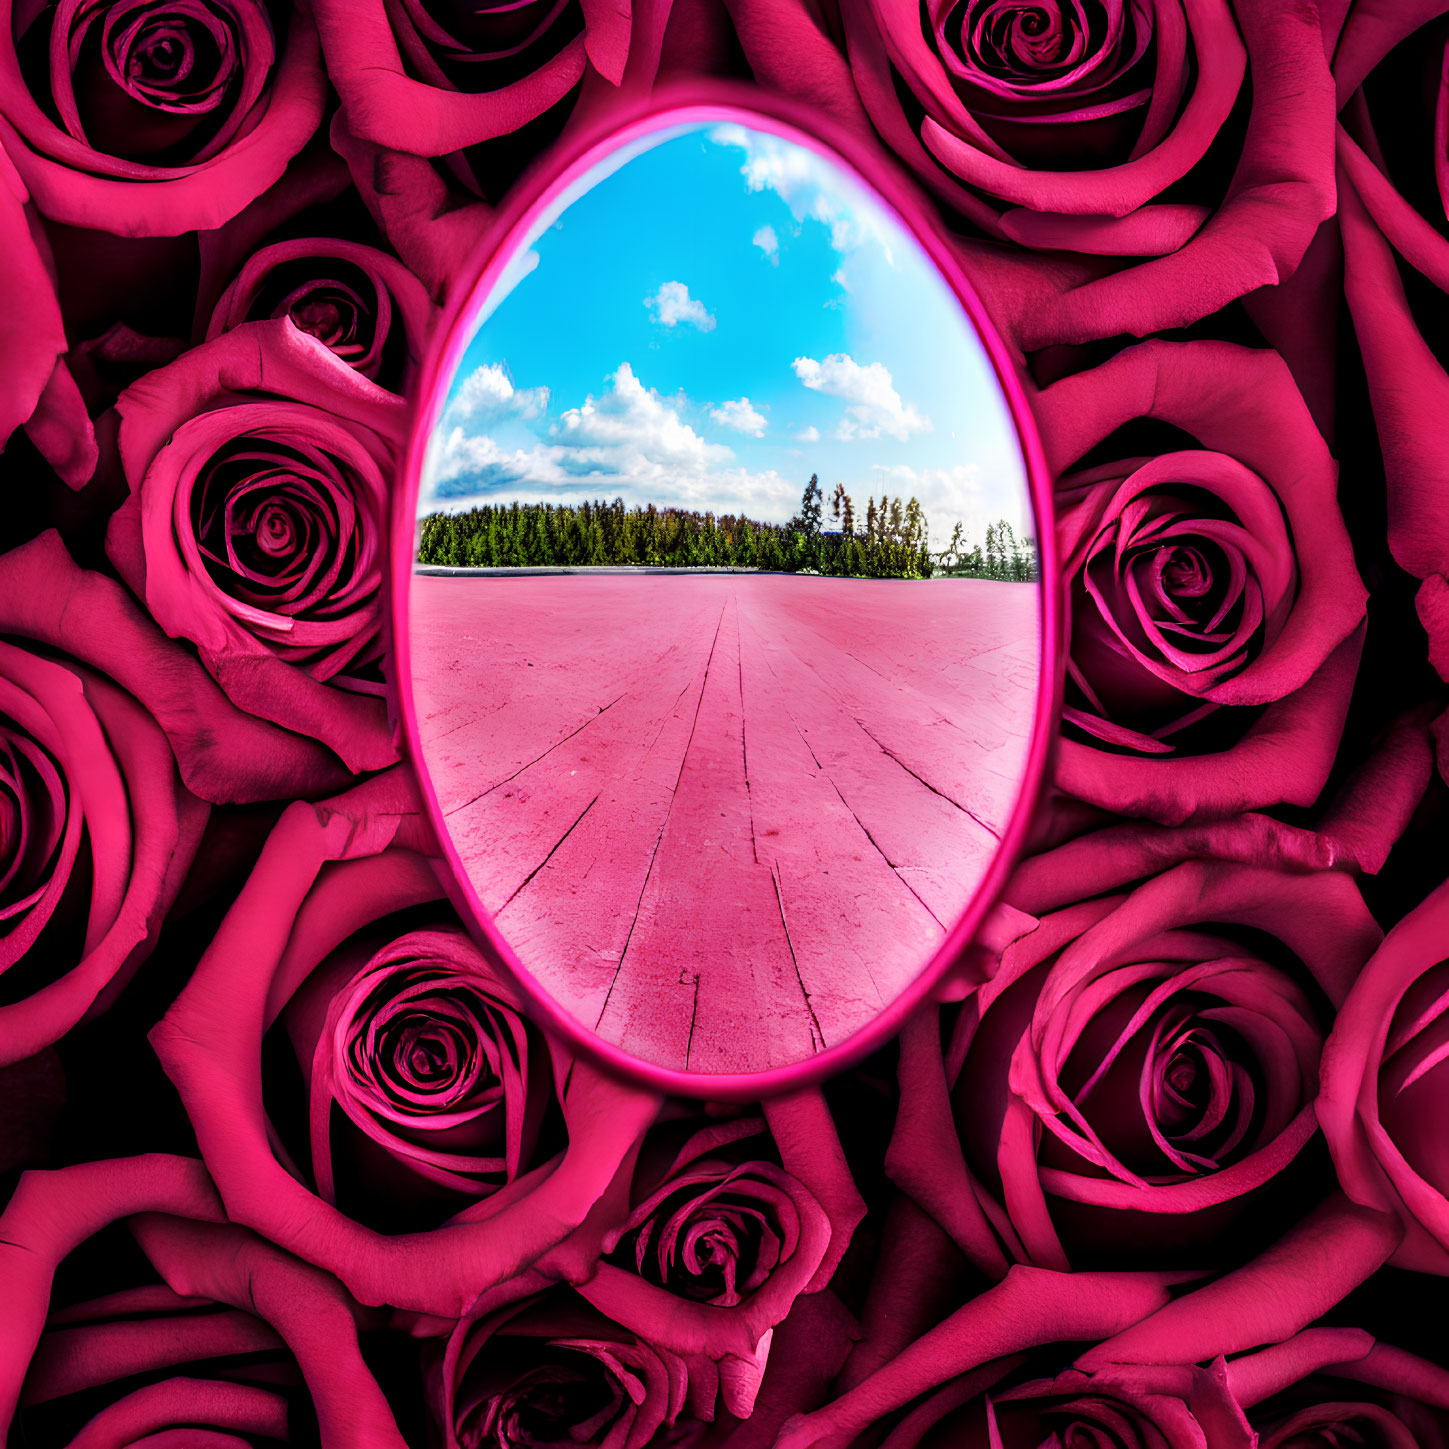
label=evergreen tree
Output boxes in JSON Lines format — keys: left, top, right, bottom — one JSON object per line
{"left": 587, "top": 514, "right": 608, "bottom": 565}
{"left": 797, "top": 474, "right": 823, "bottom": 539}
{"left": 412, "top": 491, "right": 1022, "bottom": 581}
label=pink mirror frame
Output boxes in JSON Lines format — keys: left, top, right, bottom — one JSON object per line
{"left": 391, "top": 78, "right": 1064, "bottom": 1100}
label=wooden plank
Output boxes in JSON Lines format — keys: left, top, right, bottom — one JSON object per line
{"left": 594, "top": 593, "right": 816, "bottom": 1072}
{"left": 410, "top": 573, "right": 1039, "bottom": 1075}
{"left": 733, "top": 596, "right": 948, "bottom": 1029}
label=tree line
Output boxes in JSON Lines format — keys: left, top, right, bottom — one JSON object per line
{"left": 417, "top": 475, "right": 1036, "bottom": 582}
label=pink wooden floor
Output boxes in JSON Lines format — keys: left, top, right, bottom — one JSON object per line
{"left": 409, "top": 573, "right": 1039, "bottom": 1074}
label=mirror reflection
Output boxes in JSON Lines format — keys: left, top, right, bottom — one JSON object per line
{"left": 408, "top": 117, "right": 1042, "bottom": 1076}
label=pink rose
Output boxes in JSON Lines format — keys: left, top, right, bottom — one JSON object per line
{"left": 886, "top": 815, "right": 1383, "bottom": 1275}
{"left": 1318, "top": 875, "right": 1449, "bottom": 1275}
{"left": 0, "top": 635, "right": 207, "bottom": 1066}
{"left": 572, "top": 1094, "right": 864, "bottom": 1411}
{"left": 151, "top": 770, "right": 664, "bottom": 1316}
{"left": 279, "top": 923, "right": 554, "bottom": 1230}
{"left": 436, "top": 1289, "right": 719, "bottom": 1449}
{"left": 0, "top": 529, "right": 352, "bottom": 802}
{"left": 1036, "top": 339, "right": 1367, "bottom": 823}
{"left": 433, "top": 1283, "right": 858, "bottom": 1449}
{"left": 1337, "top": 1, "right": 1449, "bottom": 682}
{"left": 0, "top": 0, "right": 326, "bottom": 234}
{"left": 0, "top": 1154, "right": 409, "bottom": 1447}
{"left": 312, "top": 0, "right": 673, "bottom": 201}
{"left": 727, "top": 0, "right": 1335, "bottom": 342}
{"left": 106, "top": 318, "right": 407, "bottom": 773}
{"left": 205, "top": 236, "right": 436, "bottom": 391}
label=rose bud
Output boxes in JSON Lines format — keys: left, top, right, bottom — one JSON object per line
{"left": 1337, "top": 3, "right": 1449, "bottom": 682}
{"left": 204, "top": 237, "right": 436, "bottom": 392}
{"left": 151, "top": 769, "right": 664, "bottom": 1317}
{"left": 886, "top": 814, "right": 1383, "bottom": 1276}
{"left": 1036, "top": 339, "right": 1366, "bottom": 823}
{"left": 106, "top": 318, "right": 407, "bottom": 773}
{"left": 727, "top": 0, "right": 1334, "bottom": 343}
{"left": 0, "top": 636, "right": 208, "bottom": 1066}
{"left": 0, "top": 0, "right": 326, "bottom": 235}
{"left": 0, "top": 1155, "right": 409, "bottom": 1448}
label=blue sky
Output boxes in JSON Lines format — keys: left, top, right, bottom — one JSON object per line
{"left": 420, "top": 122, "right": 1032, "bottom": 552}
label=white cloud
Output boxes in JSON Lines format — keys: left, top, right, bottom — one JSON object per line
{"left": 791, "top": 354, "right": 931, "bottom": 442}
{"left": 426, "top": 427, "right": 536, "bottom": 489}
{"left": 752, "top": 224, "right": 779, "bottom": 264}
{"left": 551, "top": 362, "right": 731, "bottom": 472}
{"left": 422, "top": 362, "right": 804, "bottom": 524}
{"left": 711, "top": 397, "right": 768, "bottom": 436}
{"left": 644, "top": 280, "right": 716, "bottom": 331}
{"left": 794, "top": 425, "right": 820, "bottom": 443}
{"left": 710, "top": 125, "right": 896, "bottom": 264}
{"left": 449, "top": 362, "right": 549, "bottom": 422}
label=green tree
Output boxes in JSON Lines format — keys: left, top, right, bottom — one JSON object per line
{"left": 796, "top": 474, "right": 823, "bottom": 539}
{"left": 587, "top": 514, "right": 608, "bottom": 565}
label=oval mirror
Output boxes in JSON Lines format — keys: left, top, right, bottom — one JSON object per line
{"left": 395, "top": 94, "right": 1058, "bottom": 1093}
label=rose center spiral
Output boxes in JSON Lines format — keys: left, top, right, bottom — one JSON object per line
{"left": 250, "top": 499, "right": 301, "bottom": 558}
{"left": 131, "top": 27, "right": 193, "bottom": 82}
{"left": 274, "top": 279, "right": 372, "bottom": 361}
{"left": 372, "top": 1011, "right": 477, "bottom": 1100}
{"left": 489, "top": 1362, "right": 625, "bottom": 1449}
{"left": 101, "top": 1, "right": 238, "bottom": 113}
{"left": 392, "top": 1020, "right": 464, "bottom": 1087}
{"left": 1160, "top": 545, "right": 1213, "bottom": 599}
{"left": 192, "top": 436, "right": 364, "bottom": 622}
{"left": 1145, "top": 1014, "right": 1257, "bottom": 1171}
{"left": 946, "top": 0, "right": 1109, "bottom": 81}
{"left": 292, "top": 297, "right": 345, "bottom": 341}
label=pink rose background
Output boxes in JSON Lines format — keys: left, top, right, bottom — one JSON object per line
{"left": 5, "top": 2, "right": 1449, "bottom": 1447}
